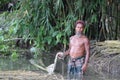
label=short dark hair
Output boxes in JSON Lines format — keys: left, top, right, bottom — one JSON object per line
{"left": 75, "top": 20, "right": 85, "bottom": 27}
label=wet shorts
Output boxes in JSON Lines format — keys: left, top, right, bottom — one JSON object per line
{"left": 67, "top": 56, "right": 84, "bottom": 80}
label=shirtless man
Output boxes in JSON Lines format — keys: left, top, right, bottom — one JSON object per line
{"left": 59, "top": 20, "right": 90, "bottom": 80}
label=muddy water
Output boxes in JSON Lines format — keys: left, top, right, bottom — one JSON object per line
{"left": 0, "top": 57, "right": 119, "bottom": 80}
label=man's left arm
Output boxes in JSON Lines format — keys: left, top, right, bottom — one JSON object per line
{"left": 82, "top": 38, "right": 90, "bottom": 72}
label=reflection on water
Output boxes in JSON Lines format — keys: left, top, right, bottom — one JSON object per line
{"left": 0, "top": 57, "right": 119, "bottom": 80}
{"left": 0, "top": 57, "right": 38, "bottom": 70}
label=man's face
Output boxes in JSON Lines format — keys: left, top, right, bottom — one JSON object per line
{"left": 75, "top": 23, "right": 84, "bottom": 33}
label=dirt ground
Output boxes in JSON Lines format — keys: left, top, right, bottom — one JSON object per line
{"left": 0, "top": 70, "right": 64, "bottom": 80}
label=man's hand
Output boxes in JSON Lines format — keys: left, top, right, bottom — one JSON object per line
{"left": 57, "top": 52, "right": 64, "bottom": 59}
{"left": 81, "top": 63, "right": 87, "bottom": 72}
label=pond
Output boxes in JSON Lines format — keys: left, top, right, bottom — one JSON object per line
{"left": 0, "top": 57, "right": 119, "bottom": 80}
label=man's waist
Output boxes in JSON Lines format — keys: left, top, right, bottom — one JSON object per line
{"left": 69, "top": 56, "right": 84, "bottom": 62}
{"left": 69, "top": 52, "right": 85, "bottom": 57}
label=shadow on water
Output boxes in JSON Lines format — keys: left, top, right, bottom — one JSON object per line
{"left": 0, "top": 57, "right": 119, "bottom": 80}
{"left": 83, "top": 66, "right": 120, "bottom": 80}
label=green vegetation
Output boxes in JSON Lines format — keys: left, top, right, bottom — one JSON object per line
{"left": 0, "top": 0, "right": 119, "bottom": 58}
{"left": 0, "top": 0, "right": 12, "bottom": 6}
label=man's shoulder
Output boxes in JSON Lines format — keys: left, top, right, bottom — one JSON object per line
{"left": 83, "top": 36, "right": 89, "bottom": 43}
{"left": 82, "top": 35, "right": 88, "bottom": 39}
{"left": 70, "top": 35, "right": 75, "bottom": 40}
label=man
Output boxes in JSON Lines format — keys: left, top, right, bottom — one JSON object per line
{"left": 59, "top": 20, "right": 90, "bottom": 80}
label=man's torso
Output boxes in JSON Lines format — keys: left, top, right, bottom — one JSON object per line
{"left": 69, "top": 35, "right": 87, "bottom": 58}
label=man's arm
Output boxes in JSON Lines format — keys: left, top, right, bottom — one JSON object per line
{"left": 64, "top": 45, "right": 71, "bottom": 56}
{"left": 82, "top": 38, "right": 90, "bottom": 72}
{"left": 84, "top": 38, "right": 90, "bottom": 65}
{"left": 58, "top": 37, "right": 71, "bottom": 58}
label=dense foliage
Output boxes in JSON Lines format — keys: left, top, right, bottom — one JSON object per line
{"left": 0, "top": 0, "right": 119, "bottom": 57}
{"left": 15, "top": 0, "right": 119, "bottom": 49}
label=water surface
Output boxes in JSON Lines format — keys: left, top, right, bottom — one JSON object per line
{"left": 0, "top": 57, "right": 119, "bottom": 80}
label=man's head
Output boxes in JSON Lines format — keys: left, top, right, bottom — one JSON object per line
{"left": 75, "top": 20, "right": 85, "bottom": 36}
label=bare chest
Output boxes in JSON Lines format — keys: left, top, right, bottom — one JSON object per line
{"left": 70, "top": 37, "right": 84, "bottom": 47}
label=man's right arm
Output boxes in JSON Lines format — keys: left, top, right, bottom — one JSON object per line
{"left": 58, "top": 37, "right": 72, "bottom": 58}
{"left": 58, "top": 45, "right": 70, "bottom": 59}
{"left": 64, "top": 47, "right": 70, "bottom": 56}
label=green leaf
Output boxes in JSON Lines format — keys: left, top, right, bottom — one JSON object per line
{"left": 56, "top": 32, "right": 62, "bottom": 43}
{"left": 11, "top": 51, "right": 19, "bottom": 61}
